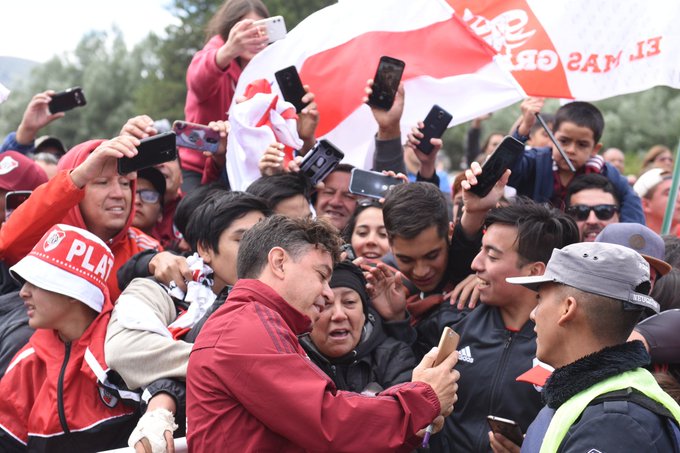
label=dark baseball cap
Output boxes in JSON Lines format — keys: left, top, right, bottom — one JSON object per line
{"left": 507, "top": 242, "right": 659, "bottom": 313}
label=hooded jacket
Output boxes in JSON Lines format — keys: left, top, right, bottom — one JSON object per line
{"left": 187, "top": 279, "right": 440, "bottom": 452}
{"left": 299, "top": 308, "right": 416, "bottom": 394}
{"left": 0, "top": 140, "right": 161, "bottom": 301}
{"left": 0, "top": 298, "right": 139, "bottom": 452}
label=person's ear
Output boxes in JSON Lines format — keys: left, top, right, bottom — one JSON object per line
{"left": 592, "top": 143, "right": 603, "bottom": 156}
{"left": 641, "top": 197, "right": 652, "bottom": 214}
{"left": 448, "top": 221, "right": 454, "bottom": 241}
{"left": 557, "top": 294, "right": 578, "bottom": 326}
{"left": 526, "top": 261, "right": 546, "bottom": 277}
{"left": 268, "top": 247, "right": 287, "bottom": 280}
{"left": 196, "top": 241, "right": 213, "bottom": 264}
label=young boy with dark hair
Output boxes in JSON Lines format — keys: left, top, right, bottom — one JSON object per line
{"left": 509, "top": 98, "right": 644, "bottom": 224}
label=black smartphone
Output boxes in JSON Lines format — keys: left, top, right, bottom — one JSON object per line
{"left": 118, "top": 132, "right": 177, "bottom": 175}
{"left": 349, "top": 169, "right": 404, "bottom": 199}
{"left": 299, "top": 139, "right": 344, "bottom": 186}
{"left": 417, "top": 105, "right": 452, "bottom": 155}
{"left": 275, "top": 66, "right": 308, "bottom": 113}
{"left": 366, "top": 56, "right": 405, "bottom": 111}
{"left": 487, "top": 416, "right": 524, "bottom": 446}
{"left": 5, "top": 190, "right": 32, "bottom": 220}
{"left": 48, "top": 87, "right": 87, "bottom": 114}
{"left": 468, "top": 136, "right": 524, "bottom": 198}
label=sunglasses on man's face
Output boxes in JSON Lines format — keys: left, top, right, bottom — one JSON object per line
{"left": 566, "top": 204, "right": 619, "bottom": 221}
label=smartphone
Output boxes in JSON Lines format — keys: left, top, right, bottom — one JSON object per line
{"left": 48, "top": 87, "right": 87, "bottom": 114}
{"left": 349, "top": 169, "right": 404, "bottom": 199}
{"left": 299, "top": 139, "right": 344, "bottom": 186}
{"left": 5, "top": 190, "right": 31, "bottom": 220}
{"left": 253, "top": 15, "right": 287, "bottom": 44}
{"left": 366, "top": 56, "right": 405, "bottom": 111}
{"left": 118, "top": 131, "right": 177, "bottom": 175}
{"left": 172, "top": 120, "right": 220, "bottom": 153}
{"left": 275, "top": 66, "right": 309, "bottom": 113}
{"left": 417, "top": 105, "right": 452, "bottom": 155}
{"left": 434, "top": 326, "right": 460, "bottom": 366}
{"left": 468, "top": 136, "right": 525, "bottom": 198}
{"left": 487, "top": 416, "right": 524, "bottom": 446}
{"left": 340, "top": 243, "right": 357, "bottom": 261}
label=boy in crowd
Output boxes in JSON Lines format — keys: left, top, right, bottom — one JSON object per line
{"left": 0, "top": 224, "right": 138, "bottom": 451}
{"left": 509, "top": 98, "right": 643, "bottom": 223}
{"left": 132, "top": 167, "right": 166, "bottom": 236}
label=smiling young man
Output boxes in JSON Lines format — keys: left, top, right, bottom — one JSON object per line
{"left": 0, "top": 135, "right": 161, "bottom": 301}
{"left": 429, "top": 200, "right": 579, "bottom": 452}
{"left": 186, "top": 215, "right": 462, "bottom": 452}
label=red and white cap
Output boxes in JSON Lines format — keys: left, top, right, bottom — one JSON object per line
{"left": 10, "top": 224, "right": 114, "bottom": 313}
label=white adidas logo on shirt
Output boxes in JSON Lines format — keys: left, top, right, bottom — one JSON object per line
{"left": 458, "top": 346, "right": 474, "bottom": 363}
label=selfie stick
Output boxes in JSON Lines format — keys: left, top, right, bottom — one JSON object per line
{"left": 661, "top": 140, "right": 680, "bottom": 235}
{"left": 535, "top": 112, "right": 576, "bottom": 173}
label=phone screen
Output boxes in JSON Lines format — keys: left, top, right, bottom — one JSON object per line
{"left": 349, "top": 169, "right": 404, "bottom": 199}
{"left": 367, "top": 56, "right": 405, "bottom": 111}
{"left": 5, "top": 191, "right": 32, "bottom": 220}
{"left": 173, "top": 121, "right": 220, "bottom": 153}
{"left": 118, "top": 132, "right": 177, "bottom": 175}
{"left": 487, "top": 416, "right": 524, "bottom": 446}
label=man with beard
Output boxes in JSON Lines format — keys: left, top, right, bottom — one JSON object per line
{"left": 565, "top": 174, "right": 622, "bottom": 242}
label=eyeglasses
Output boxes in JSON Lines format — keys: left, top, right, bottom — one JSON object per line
{"left": 136, "top": 189, "right": 160, "bottom": 204}
{"left": 566, "top": 204, "right": 619, "bottom": 221}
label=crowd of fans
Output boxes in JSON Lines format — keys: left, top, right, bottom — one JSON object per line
{"left": 1, "top": 0, "right": 680, "bottom": 452}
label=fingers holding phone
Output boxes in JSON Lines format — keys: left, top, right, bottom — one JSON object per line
{"left": 70, "top": 136, "right": 140, "bottom": 188}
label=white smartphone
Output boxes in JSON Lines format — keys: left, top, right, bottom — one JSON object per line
{"left": 253, "top": 16, "right": 287, "bottom": 44}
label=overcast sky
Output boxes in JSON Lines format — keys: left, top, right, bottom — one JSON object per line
{"left": 2, "top": 1, "right": 179, "bottom": 62}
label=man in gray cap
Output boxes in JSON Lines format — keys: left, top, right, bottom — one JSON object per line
{"left": 490, "top": 242, "right": 680, "bottom": 452}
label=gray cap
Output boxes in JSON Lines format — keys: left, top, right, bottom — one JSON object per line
{"left": 595, "top": 223, "right": 671, "bottom": 276}
{"left": 507, "top": 242, "right": 660, "bottom": 313}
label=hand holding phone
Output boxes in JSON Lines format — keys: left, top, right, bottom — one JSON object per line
{"left": 366, "top": 56, "right": 405, "bottom": 111}
{"left": 299, "top": 139, "right": 344, "bottom": 186}
{"left": 417, "top": 105, "right": 452, "bottom": 155}
{"left": 275, "top": 66, "right": 309, "bottom": 113}
{"left": 487, "top": 416, "right": 524, "bottom": 446}
{"left": 467, "top": 136, "right": 524, "bottom": 198}
{"left": 118, "top": 132, "right": 177, "bottom": 175}
{"left": 48, "top": 87, "right": 87, "bottom": 114}
{"left": 253, "top": 16, "right": 287, "bottom": 44}
{"left": 173, "top": 121, "right": 221, "bottom": 153}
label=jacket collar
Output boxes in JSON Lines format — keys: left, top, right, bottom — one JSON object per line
{"left": 230, "top": 279, "right": 313, "bottom": 335}
{"left": 543, "top": 340, "right": 650, "bottom": 408}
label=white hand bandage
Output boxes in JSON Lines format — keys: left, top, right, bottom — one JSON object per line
{"left": 128, "top": 408, "right": 178, "bottom": 453}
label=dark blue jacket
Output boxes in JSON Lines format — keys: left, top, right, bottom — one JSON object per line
{"left": 508, "top": 146, "right": 645, "bottom": 224}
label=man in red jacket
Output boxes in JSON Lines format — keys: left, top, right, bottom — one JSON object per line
{"left": 187, "top": 215, "right": 460, "bottom": 452}
{"left": 0, "top": 134, "right": 161, "bottom": 301}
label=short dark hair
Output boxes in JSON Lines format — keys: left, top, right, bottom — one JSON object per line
{"left": 185, "top": 191, "right": 271, "bottom": 253}
{"left": 662, "top": 235, "right": 680, "bottom": 268}
{"left": 650, "top": 268, "right": 680, "bottom": 312}
{"left": 562, "top": 286, "right": 642, "bottom": 343}
{"left": 342, "top": 199, "right": 383, "bottom": 243}
{"left": 553, "top": 101, "right": 605, "bottom": 143}
{"left": 173, "top": 182, "right": 229, "bottom": 240}
{"left": 485, "top": 198, "right": 579, "bottom": 266}
{"left": 246, "top": 173, "right": 311, "bottom": 211}
{"left": 565, "top": 173, "right": 620, "bottom": 207}
{"left": 237, "top": 215, "right": 343, "bottom": 279}
{"left": 383, "top": 182, "right": 449, "bottom": 241}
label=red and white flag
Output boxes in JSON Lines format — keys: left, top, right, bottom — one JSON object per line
{"left": 233, "top": 0, "right": 524, "bottom": 169}
{"left": 448, "top": 0, "right": 680, "bottom": 100}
